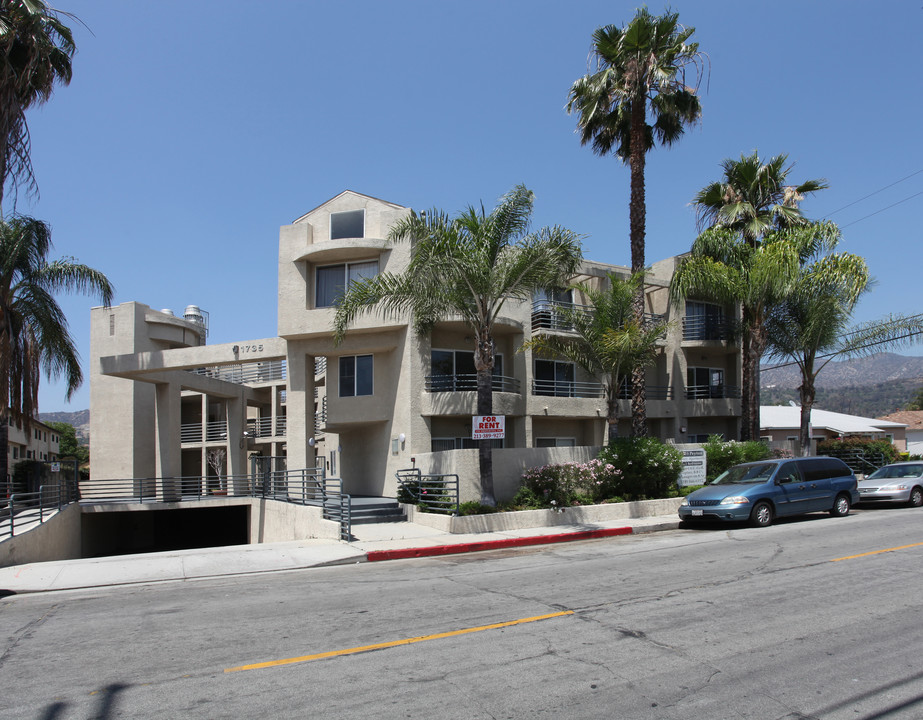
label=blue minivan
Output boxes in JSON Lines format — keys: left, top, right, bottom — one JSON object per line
{"left": 678, "top": 457, "right": 859, "bottom": 528}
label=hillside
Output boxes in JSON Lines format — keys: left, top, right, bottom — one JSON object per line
{"left": 761, "top": 353, "right": 923, "bottom": 417}
{"left": 38, "top": 409, "right": 90, "bottom": 444}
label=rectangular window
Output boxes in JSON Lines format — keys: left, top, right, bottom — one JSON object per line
{"left": 534, "top": 360, "right": 575, "bottom": 397}
{"left": 430, "top": 350, "right": 502, "bottom": 392}
{"left": 535, "top": 437, "right": 577, "bottom": 448}
{"left": 330, "top": 209, "right": 365, "bottom": 240}
{"left": 687, "top": 367, "right": 725, "bottom": 399}
{"left": 339, "top": 355, "right": 373, "bottom": 397}
{"left": 684, "top": 301, "right": 726, "bottom": 340}
{"left": 316, "top": 260, "right": 379, "bottom": 307}
{"left": 109, "top": 314, "right": 115, "bottom": 336}
{"left": 687, "top": 434, "right": 711, "bottom": 443}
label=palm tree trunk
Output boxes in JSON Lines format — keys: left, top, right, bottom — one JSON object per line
{"left": 628, "top": 96, "right": 648, "bottom": 437}
{"left": 474, "top": 330, "right": 496, "bottom": 506}
{"left": 799, "top": 381, "right": 815, "bottom": 457}
{"left": 606, "top": 384, "right": 620, "bottom": 443}
{"left": 740, "top": 331, "right": 753, "bottom": 442}
{"left": 0, "top": 409, "right": 8, "bottom": 495}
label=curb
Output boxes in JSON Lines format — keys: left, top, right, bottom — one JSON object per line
{"left": 366, "top": 525, "right": 634, "bottom": 562}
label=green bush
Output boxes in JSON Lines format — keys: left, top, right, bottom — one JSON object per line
{"left": 701, "top": 435, "right": 771, "bottom": 481}
{"left": 817, "top": 437, "right": 900, "bottom": 470}
{"left": 597, "top": 437, "right": 683, "bottom": 500}
{"left": 458, "top": 501, "right": 498, "bottom": 515}
{"left": 518, "top": 459, "right": 619, "bottom": 507}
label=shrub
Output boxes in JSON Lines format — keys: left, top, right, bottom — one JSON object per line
{"left": 458, "top": 501, "right": 498, "bottom": 515}
{"left": 817, "top": 437, "right": 900, "bottom": 471}
{"left": 519, "top": 459, "right": 620, "bottom": 507}
{"left": 596, "top": 437, "right": 683, "bottom": 500}
{"left": 701, "top": 435, "right": 771, "bottom": 481}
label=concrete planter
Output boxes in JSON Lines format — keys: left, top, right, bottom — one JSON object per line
{"left": 401, "top": 496, "right": 684, "bottom": 534}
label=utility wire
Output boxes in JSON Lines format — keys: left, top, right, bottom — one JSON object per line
{"left": 838, "top": 190, "right": 923, "bottom": 229}
{"left": 824, "top": 168, "right": 923, "bottom": 217}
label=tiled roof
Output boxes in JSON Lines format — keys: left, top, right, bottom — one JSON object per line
{"left": 877, "top": 410, "right": 923, "bottom": 430}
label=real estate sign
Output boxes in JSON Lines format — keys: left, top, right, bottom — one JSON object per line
{"left": 472, "top": 415, "right": 505, "bottom": 440}
{"left": 677, "top": 446, "right": 707, "bottom": 487}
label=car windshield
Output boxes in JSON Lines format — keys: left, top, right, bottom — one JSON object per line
{"left": 710, "top": 463, "right": 776, "bottom": 485}
{"left": 867, "top": 464, "right": 923, "bottom": 480}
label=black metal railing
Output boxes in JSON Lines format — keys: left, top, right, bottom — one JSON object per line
{"left": 617, "top": 384, "right": 673, "bottom": 400}
{"left": 682, "top": 316, "right": 736, "bottom": 341}
{"left": 395, "top": 468, "right": 460, "bottom": 516}
{"left": 425, "top": 374, "right": 521, "bottom": 393}
{"left": 532, "top": 379, "right": 605, "bottom": 398}
{"left": 685, "top": 384, "right": 741, "bottom": 400}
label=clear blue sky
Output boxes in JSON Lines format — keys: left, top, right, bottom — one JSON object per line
{"left": 24, "top": 0, "right": 923, "bottom": 412}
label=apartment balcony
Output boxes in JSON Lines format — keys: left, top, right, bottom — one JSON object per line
{"left": 244, "top": 416, "right": 287, "bottom": 438}
{"left": 187, "top": 359, "right": 287, "bottom": 385}
{"left": 422, "top": 373, "right": 523, "bottom": 417}
{"left": 685, "top": 384, "right": 740, "bottom": 400}
{"left": 424, "top": 374, "right": 521, "bottom": 394}
{"left": 180, "top": 420, "right": 228, "bottom": 444}
{"left": 618, "top": 384, "right": 673, "bottom": 400}
{"left": 532, "top": 379, "right": 604, "bottom": 398}
{"left": 682, "top": 316, "right": 736, "bottom": 342}
{"left": 532, "top": 301, "right": 666, "bottom": 336}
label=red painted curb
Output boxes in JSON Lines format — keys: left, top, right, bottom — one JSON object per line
{"left": 366, "top": 526, "right": 634, "bottom": 562}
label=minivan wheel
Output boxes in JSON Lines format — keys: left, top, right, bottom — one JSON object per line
{"left": 830, "top": 494, "right": 851, "bottom": 517}
{"left": 750, "top": 501, "right": 773, "bottom": 528}
{"left": 909, "top": 487, "right": 923, "bottom": 508}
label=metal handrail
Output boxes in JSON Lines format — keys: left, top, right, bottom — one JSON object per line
{"left": 188, "top": 359, "right": 287, "bottom": 385}
{"left": 682, "top": 316, "right": 736, "bottom": 341}
{"left": 531, "top": 379, "right": 605, "bottom": 398}
{"left": 685, "top": 384, "right": 741, "bottom": 399}
{"left": 395, "top": 468, "right": 460, "bottom": 516}
{"left": 617, "top": 384, "right": 673, "bottom": 400}
{"left": 424, "top": 374, "right": 521, "bottom": 393}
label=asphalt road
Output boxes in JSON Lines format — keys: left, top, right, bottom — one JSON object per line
{"left": 1, "top": 506, "right": 922, "bottom": 719}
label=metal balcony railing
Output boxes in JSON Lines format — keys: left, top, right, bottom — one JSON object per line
{"left": 532, "top": 379, "right": 605, "bottom": 398}
{"left": 682, "top": 316, "right": 736, "bottom": 341}
{"left": 617, "top": 384, "right": 673, "bottom": 400}
{"left": 424, "top": 374, "right": 521, "bottom": 393}
{"left": 532, "top": 301, "right": 666, "bottom": 334}
{"left": 685, "top": 384, "right": 741, "bottom": 400}
{"left": 180, "top": 421, "right": 229, "bottom": 443}
{"left": 245, "top": 416, "right": 287, "bottom": 438}
{"left": 187, "top": 359, "right": 287, "bottom": 385}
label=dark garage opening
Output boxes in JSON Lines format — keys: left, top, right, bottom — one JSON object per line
{"left": 81, "top": 505, "right": 250, "bottom": 558}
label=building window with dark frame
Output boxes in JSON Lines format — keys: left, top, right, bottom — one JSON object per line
{"left": 534, "top": 359, "right": 575, "bottom": 397}
{"left": 316, "top": 260, "right": 379, "bottom": 308}
{"left": 339, "top": 355, "right": 373, "bottom": 397}
{"left": 330, "top": 209, "right": 365, "bottom": 240}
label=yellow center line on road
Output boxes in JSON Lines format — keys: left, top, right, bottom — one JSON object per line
{"left": 224, "top": 610, "right": 574, "bottom": 673}
{"left": 832, "top": 541, "right": 923, "bottom": 562}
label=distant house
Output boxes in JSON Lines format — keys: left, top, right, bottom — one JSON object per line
{"left": 760, "top": 405, "right": 906, "bottom": 455}
{"left": 876, "top": 411, "right": 923, "bottom": 455}
{"left": 6, "top": 418, "right": 61, "bottom": 466}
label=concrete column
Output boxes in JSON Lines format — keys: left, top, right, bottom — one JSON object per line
{"left": 271, "top": 382, "right": 279, "bottom": 437}
{"left": 154, "top": 382, "right": 182, "bottom": 500}
{"left": 226, "top": 392, "right": 247, "bottom": 494}
{"left": 284, "top": 347, "right": 316, "bottom": 472}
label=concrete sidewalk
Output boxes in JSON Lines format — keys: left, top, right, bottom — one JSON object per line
{"left": 0, "top": 514, "right": 680, "bottom": 596}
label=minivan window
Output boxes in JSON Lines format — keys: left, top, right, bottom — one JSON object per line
{"left": 776, "top": 462, "right": 801, "bottom": 484}
{"left": 711, "top": 463, "right": 776, "bottom": 485}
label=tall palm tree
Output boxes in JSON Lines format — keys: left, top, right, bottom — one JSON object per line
{"left": 692, "top": 152, "right": 827, "bottom": 440}
{"left": 669, "top": 225, "right": 810, "bottom": 440}
{"left": 333, "top": 185, "right": 582, "bottom": 506}
{"left": 568, "top": 8, "right": 705, "bottom": 437}
{"left": 520, "top": 273, "right": 668, "bottom": 443}
{"left": 766, "top": 234, "right": 923, "bottom": 454}
{"left": 0, "top": 0, "right": 76, "bottom": 208}
{"left": 0, "top": 215, "right": 114, "bottom": 488}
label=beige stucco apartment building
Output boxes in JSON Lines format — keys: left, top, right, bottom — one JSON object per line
{"left": 90, "top": 191, "right": 742, "bottom": 502}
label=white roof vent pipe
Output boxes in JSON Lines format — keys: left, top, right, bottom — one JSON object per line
{"left": 183, "top": 304, "right": 209, "bottom": 342}
{"left": 160, "top": 309, "right": 174, "bottom": 316}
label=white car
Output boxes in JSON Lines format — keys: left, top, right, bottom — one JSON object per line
{"left": 857, "top": 462, "right": 923, "bottom": 507}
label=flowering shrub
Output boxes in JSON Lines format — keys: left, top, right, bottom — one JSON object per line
{"left": 519, "top": 459, "right": 621, "bottom": 507}
{"left": 597, "top": 437, "right": 683, "bottom": 500}
{"left": 701, "top": 435, "right": 771, "bottom": 481}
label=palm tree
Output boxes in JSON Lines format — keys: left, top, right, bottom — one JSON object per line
{"left": 520, "top": 273, "right": 668, "bottom": 443}
{"left": 766, "top": 238, "right": 923, "bottom": 454}
{"left": 694, "top": 152, "right": 828, "bottom": 247}
{"left": 568, "top": 8, "right": 705, "bottom": 437}
{"left": 669, "top": 226, "right": 808, "bottom": 440}
{"left": 333, "top": 185, "right": 582, "bottom": 506}
{"left": 692, "top": 152, "right": 827, "bottom": 440}
{"left": 0, "top": 215, "right": 114, "bottom": 489}
{"left": 0, "top": 0, "right": 76, "bottom": 208}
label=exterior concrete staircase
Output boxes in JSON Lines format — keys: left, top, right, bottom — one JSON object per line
{"left": 349, "top": 496, "right": 406, "bottom": 525}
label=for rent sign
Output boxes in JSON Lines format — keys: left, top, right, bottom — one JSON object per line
{"left": 472, "top": 415, "right": 505, "bottom": 440}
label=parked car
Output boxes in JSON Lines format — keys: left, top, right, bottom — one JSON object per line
{"left": 856, "top": 462, "right": 923, "bottom": 507}
{"left": 679, "top": 457, "right": 859, "bottom": 528}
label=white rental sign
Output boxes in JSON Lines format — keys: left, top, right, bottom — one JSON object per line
{"left": 472, "top": 415, "right": 505, "bottom": 440}
{"left": 677, "top": 445, "right": 707, "bottom": 487}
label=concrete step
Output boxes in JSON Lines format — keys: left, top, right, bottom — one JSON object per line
{"left": 349, "top": 496, "right": 406, "bottom": 525}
